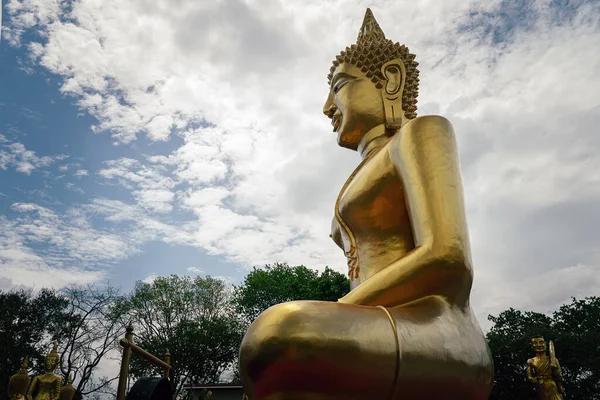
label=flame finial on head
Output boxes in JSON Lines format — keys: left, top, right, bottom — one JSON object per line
{"left": 49, "top": 341, "right": 58, "bottom": 357}
{"left": 357, "top": 8, "right": 386, "bottom": 43}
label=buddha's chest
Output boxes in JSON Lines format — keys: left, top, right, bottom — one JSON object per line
{"left": 32, "top": 376, "right": 60, "bottom": 399}
{"left": 531, "top": 358, "right": 552, "bottom": 375}
{"left": 330, "top": 148, "right": 414, "bottom": 283}
{"left": 36, "top": 376, "right": 59, "bottom": 388}
{"left": 338, "top": 150, "right": 409, "bottom": 234}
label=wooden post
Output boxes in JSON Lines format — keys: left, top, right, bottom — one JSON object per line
{"left": 116, "top": 325, "right": 134, "bottom": 400}
{"left": 163, "top": 350, "right": 171, "bottom": 379}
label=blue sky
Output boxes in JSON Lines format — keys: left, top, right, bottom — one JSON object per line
{"left": 0, "top": 60, "right": 241, "bottom": 291}
{"left": 0, "top": 11, "right": 245, "bottom": 291}
{"left": 1, "top": 0, "right": 600, "bottom": 329}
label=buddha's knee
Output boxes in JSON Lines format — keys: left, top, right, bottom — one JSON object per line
{"left": 240, "top": 301, "right": 318, "bottom": 380}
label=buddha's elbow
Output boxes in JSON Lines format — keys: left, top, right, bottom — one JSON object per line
{"left": 429, "top": 243, "right": 474, "bottom": 301}
{"left": 428, "top": 238, "right": 472, "bottom": 272}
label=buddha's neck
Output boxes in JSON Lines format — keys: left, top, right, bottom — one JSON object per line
{"left": 358, "top": 124, "right": 390, "bottom": 160}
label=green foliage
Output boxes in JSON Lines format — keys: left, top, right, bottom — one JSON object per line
{"left": 0, "top": 264, "right": 347, "bottom": 395}
{"left": 0, "top": 288, "right": 74, "bottom": 397}
{"left": 233, "top": 263, "right": 350, "bottom": 323}
{"left": 552, "top": 297, "right": 600, "bottom": 396}
{"left": 114, "top": 275, "right": 244, "bottom": 397}
{"left": 487, "top": 296, "right": 600, "bottom": 399}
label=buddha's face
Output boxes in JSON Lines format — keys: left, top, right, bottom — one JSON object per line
{"left": 323, "top": 63, "right": 385, "bottom": 150}
{"left": 44, "top": 356, "right": 58, "bottom": 372}
{"left": 531, "top": 337, "right": 546, "bottom": 353}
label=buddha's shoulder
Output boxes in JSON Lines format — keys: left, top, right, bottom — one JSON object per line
{"left": 387, "top": 115, "right": 457, "bottom": 151}
{"left": 399, "top": 115, "right": 455, "bottom": 139}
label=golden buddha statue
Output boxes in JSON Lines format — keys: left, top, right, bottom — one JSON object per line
{"left": 527, "top": 337, "right": 565, "bottom": 400}
{"left": 7, "top": 356, "right": 30, "bottom": 400}
{"left": 27, "top": 343, "right": 62, "bottom": 400}
{"left": 239, "top": 8, "right": 493, "bottom": 399}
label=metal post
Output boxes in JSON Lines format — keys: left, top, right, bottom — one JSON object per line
{"left": 116, "top": 325, "right": 134, "bottom": 400}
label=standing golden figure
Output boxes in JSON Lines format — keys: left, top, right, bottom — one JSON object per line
{"left": 27, "top": 343, "right": 62, "bottom": 400}
{"left": 527, "top": 337, "right": 565, "bottom": 400}
{"left": 239, "top": 8, "right": 493, "bottom": 399}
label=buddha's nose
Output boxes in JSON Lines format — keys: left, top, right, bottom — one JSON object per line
{"left": 322, "top": 93, "right": 336, "bottom": 119}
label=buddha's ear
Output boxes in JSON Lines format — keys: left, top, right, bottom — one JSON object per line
{"left": 380, "top": 58, "right": 407, "bottom": 129}
{"left": 381, "top": 58, "right": 405, "bottom": 95}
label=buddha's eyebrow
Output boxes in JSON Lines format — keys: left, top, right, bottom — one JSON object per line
{"left": 331, "top": 72, "right": 356, "bottom": 89}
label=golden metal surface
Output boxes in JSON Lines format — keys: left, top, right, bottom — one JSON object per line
{"left": 239, "top": 8, "right": 493, "bottom": 399}
{"left": 58, "top": 376, "right": 76, "bottom": 400}
{"left": 27, "top": 343, "right": 62, "bottom": 400}
{"left": 8, "top": 356, "right": 30, "bottom": 400}
{"left": 527, "top": 337, "right": 565, "bottom": 399}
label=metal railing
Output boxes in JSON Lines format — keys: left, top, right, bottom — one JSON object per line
{"left": 116, "top": 325, "right": 171, "bottom": 400}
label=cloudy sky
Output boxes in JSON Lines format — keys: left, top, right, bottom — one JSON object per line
{"left": 1, "top": 0, "right": 599, "bottom": 329}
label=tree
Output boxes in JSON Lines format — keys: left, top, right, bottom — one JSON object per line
{"left": 233, "top": 263, "right": 350, "bottom": 323}
{"left": 113, "top": 275, "right": 244, "bottom": 398}
{"left": 486, "top": 308, "right": 553, "bottom": 399}
{"left": 551, "top": 297, "right": 600, "bottom": 396}
{"left": 0, "top": 288, "right": 74, "bottom": 397}
{"left": 487, "top": 297, "right": 600, "bottom": 399}
{"left": 58, "top": 284, "right": 125, "bottom": 398}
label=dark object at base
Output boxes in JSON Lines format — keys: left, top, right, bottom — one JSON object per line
{"left": 126, "top": 377, "right": 172, "bottom": 400}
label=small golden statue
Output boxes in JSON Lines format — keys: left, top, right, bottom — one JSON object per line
{"left": 7, "top": 356, "right": 30, "bottom": 400}
{"left": 27, "top": 343, "right": 62, "bottom": 400}
{"left": 58, "top": 376, "right": 76, "bottom": 400}
{"left": 527, "top": 336, "right": 565, "bottom": 400}
{"left": 239, "top": 8, "right": 493, "bottom": 399}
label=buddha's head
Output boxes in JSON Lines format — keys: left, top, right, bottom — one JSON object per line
{"left": 44, "top": 342, "right": 59, "bottom": 373}
{"left": 531, "top": 336, "right": 547, "bottom": 354}
{"left": 323, "top": 8, "right": 420, "bottom": 150}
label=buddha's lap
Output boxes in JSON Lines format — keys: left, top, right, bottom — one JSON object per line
{"left": 241, "top": 296, "right": 491, "bottom": 379}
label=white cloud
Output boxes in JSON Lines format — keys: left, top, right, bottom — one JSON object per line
{"left": 3, "top": 0, "right": 600, "bottom": 325}
{"left": 98, "top": 158, "right": 176, "bottom": 213}
{"left": 65, "top": 182, "right": 85, "bottom": 194}
{"left": 0, "top": 140, "right": 65, "bottom": 174}
{"left": 142, "top": 273, "right": 158, "bottom": 284}
{"left": 187, "top": 266, "right": 204, "bottom": 275}
{"left": 3, "top": 0, "right": 63, "bottom": 46}
{"left": 0, "top": 202, "right": 140, "bottom": 290}
{"left": 0, "top": 216, "right": 105, "bottom": 289}
{"left": 73, "top": 168, "right": 88, "bottom": 176}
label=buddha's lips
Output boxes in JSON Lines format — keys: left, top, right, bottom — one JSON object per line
{"left": 332, "top": 114, "right": 342, "bottom": 132}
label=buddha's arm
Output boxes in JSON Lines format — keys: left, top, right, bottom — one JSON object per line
{"left": 339, "top": 116, "right": 472, "bottom": 307}
{"left": 26, "top": 377, "right": 39, "bottom": 400}
{"left": 51, "top": 379, "right": 61, "bottom": 400}
{"left": 527, "top": 360, "right": 536, "bottom": 383}
{"left": 555, "top": 358, "right": 564, "bottom": 380}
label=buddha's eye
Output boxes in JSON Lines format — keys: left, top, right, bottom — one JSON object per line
{"left": 333, "top": 79, "right": 350, "bottom": 94}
